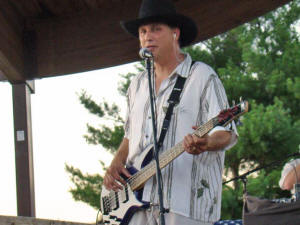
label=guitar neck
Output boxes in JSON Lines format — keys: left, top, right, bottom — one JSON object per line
{"left": 128, "top": 118, "right": 217, "bottom": 190}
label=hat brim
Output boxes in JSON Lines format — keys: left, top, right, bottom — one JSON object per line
{"left": 120, "top": 14, "right": 198, "bottom": 47}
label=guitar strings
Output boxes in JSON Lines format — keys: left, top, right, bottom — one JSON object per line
{"left": 127, "top": 119, "right": 216, "bottom": 189}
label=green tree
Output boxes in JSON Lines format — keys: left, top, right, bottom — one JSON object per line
{"left": 65, "top": 71, "right": 136, "bottom": 209}
{"left": 185, "top": 0, "right": 300, "bottom": 219}
{"left": 66, "top": 0, "right": 300, "bottom": 219}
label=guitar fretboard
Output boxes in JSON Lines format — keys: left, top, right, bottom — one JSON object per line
{"left": 128, "top": 117, "right": 218, "bottom": 191}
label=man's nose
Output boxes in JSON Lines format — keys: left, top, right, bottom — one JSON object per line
{"left": 144, "top": 30, "right": 153, "bottom": 41}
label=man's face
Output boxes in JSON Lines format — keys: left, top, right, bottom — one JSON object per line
{"left": 138, "top": 23, "right": 178, "bottom": 59}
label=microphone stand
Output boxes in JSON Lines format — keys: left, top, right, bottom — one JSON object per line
{"left": 223, "top": 151, "right": 300, "bottom": 195}
{"left": 145, "top": 57, "right": 166, "bottom": 225}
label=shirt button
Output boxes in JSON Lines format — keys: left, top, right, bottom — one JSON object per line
{"left": 146, "top": 135, "right": 149, "bottom": 138}
{"left": 148, "top": 116, "right": 151, "bottom": 119}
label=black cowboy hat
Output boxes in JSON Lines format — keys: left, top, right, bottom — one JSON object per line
{"left": 120, "top": 0, "right": 198, "bottom": 47}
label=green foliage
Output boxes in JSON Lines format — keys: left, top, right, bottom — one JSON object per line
{"left": 221, "top": 185, "right": 243, "bottom": 220}
{"left": 187, "top": 1, "right": 300, "bottom": 219}
{"left": 77, "top": 90, "right": 125, "bottom": 153}
{"left": 65, "top": 0, "right": 300, "bottom": 219}
{"left": 65, "top": 71, "right": 137, "bottom": 208}
{"left": 226, "top": 99, "right": 297, "bottom": 170}
{"left": 65, "top": 164, "right": 103, "bottom": 209}
{"left": 246, "top": 170, "right": 287, "bottom": 200}
{"left": 221, "top": 169, "right": 291, "bottom": 220}
{"left": 79, "top": 90, "right": 124, "bottom": 123}
{"left": 84, "top": 124, "right": 124, "bottom": 153}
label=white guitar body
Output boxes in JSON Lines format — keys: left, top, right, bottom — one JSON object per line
{"left": 100, "top": 185, "right": 145, "bottom": 225}
{"left": 100, "top": 145, "right": 153, "bottom": 225}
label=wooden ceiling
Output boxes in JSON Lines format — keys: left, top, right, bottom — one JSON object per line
{"left": 0, "top": 0, "right": 292, "bottom": 83}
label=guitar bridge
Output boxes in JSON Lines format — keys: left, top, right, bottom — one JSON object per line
{"left": 102, "top": 196, "right": 111, "bottom": 215}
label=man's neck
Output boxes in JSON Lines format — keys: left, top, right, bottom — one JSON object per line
{"left": 154, "top": 52, "right": 185, "bottom": 79}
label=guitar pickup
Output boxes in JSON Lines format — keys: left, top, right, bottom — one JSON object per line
{"left": 102, "top": 196, "right": 111, "bottom": 215}
{"left": 120, "top": 184, "right": 129, "bottom": 203}
{"left": 125, "top": 185, "right": 129, "bottom": 202}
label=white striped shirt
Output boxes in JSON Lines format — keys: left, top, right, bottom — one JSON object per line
{"left": 124, "top": 53, "right": 237, "bottom": 223}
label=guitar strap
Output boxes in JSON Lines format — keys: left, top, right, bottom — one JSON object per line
{"left": 157, "top": 60, "right": 196, "bottom": 148}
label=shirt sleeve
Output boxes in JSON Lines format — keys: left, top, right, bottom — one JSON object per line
{"left": 123, "top": 82, "right": 132, "bottom": 139}
{"left": 279, "top": 159, "right": 300, "bottom": 189}
{"left": 203, "top": 72, "right": 238, "bottom": 151}
{"left": 123, "top": 96, "right": 130, "bottom": 139}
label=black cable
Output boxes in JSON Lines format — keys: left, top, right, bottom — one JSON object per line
{"left": 95, "top": 208, "right": 101, "bottom": 225}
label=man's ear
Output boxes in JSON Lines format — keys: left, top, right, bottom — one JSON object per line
{"left": 173, "top": 28, "right": 180, "bottom": 41}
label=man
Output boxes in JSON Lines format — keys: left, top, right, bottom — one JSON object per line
{"left": 279, "top": 159, "right": 300, "bottom": 191}
{"left": 103, "top": 0, "right": 238, "bottom": 224}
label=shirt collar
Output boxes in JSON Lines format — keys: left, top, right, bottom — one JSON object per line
{"left": 168, "top": 53, "right": 193, "bottom": 79}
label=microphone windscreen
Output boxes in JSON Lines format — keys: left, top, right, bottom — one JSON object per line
{"left": 139, "top": 48, "right": 153, "bottom": 59}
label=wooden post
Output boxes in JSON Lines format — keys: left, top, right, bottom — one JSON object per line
{"left": 12, "top": 81, "right": 35, "bottom": 217}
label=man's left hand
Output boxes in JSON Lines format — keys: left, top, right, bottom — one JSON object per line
{"left": 183, "top": 126, "right": 233, "bottom": 155}
{"left": 183, "top": 126, "right": 211, "bottom": 155}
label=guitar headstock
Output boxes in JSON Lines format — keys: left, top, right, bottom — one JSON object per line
{"left": 216, "top": 101, "right": 249, "bottom": 127}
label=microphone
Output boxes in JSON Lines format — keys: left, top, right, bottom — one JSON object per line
{"left": 139, "top": 48, "right": 153, "bottom": 59}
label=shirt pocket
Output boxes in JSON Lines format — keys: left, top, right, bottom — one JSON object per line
{"left": 175, "top": 102, "right": 196, "bottom": 120}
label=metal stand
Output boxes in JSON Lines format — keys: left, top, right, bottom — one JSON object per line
{"left": 145, "top": 58, "right": 167, "bottom": 225}
{"left": 241, "top": 177, "right": 248, "bottom": 194}
{"left": 223, "top": 151, "right": 300, "bottom": 191}
{"left": 294, "top": 183, "right": 300, "bottom": 201}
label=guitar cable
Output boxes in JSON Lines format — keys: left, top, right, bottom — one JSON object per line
{"left": 96, "top": 207, "right": 101, "bottom": 225}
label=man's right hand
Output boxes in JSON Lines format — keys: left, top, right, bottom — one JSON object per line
{"left": 103, "top": 159, "right": 131, "bottom": 191}
{"left": 103, "top": 138, "right": 131, "bottom": 191}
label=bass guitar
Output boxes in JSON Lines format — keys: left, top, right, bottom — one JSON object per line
{"left": 98, "top": 101, "right": 249, "bottom": 225}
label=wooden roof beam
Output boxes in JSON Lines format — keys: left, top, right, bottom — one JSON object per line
{"left": 32, "top": 0, "right": 291, "bottom": 79}
{"left": 33, "top": 1, "right": 140, "bottom": 78}
{"left": 0, "top": 1, "right": 26, "bottom": 83}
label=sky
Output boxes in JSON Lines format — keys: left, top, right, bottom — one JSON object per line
{"left": 0, "top": 62, "right": 137, "bottom": 223}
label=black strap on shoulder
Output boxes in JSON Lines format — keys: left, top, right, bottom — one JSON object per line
{"left": 157, "top": 60, "right": 196, "bottom": 148}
